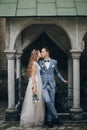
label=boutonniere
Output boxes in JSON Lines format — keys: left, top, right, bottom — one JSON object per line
{"left": 52, "top": 64, "right": 55, "bottom": 68}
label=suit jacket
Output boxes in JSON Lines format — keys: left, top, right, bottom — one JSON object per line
{"left": 39, "top": 58, "right": 64, "bottom": 89}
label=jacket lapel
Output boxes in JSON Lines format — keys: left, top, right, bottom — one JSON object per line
{"left": 41, "top": 60, "right": 47, "bottom": 70}
{"left": 48, "top": 58, "right": 53, "bottom": 70}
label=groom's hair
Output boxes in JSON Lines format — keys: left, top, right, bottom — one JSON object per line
{"left": 42, "top": 47, "right": 50, "bottom": 53}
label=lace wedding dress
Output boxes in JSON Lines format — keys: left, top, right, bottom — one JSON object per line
{"left": 20, "top": 62, "right": 45, "bottom": 127}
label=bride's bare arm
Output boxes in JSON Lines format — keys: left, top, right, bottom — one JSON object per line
{"left": 31, "top": 63, "right": 37, "bottom": 94}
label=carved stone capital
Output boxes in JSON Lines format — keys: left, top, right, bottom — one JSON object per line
{"left": 4, "top": 50, "right": 16, "bottom": 60}
{"left": 70, "top": 49, "right": 82, "bottom": 59}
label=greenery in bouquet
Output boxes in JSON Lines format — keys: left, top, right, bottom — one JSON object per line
{"left": 32, "top": 87, "right": 40, "bottom": 104}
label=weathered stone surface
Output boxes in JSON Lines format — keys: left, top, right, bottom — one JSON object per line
{"left": 0, "top": 101, "right": 87, "bottom": 130}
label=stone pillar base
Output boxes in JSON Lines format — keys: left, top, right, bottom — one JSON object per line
{"left": 70, "top": 108, "right": 83, "bottom": 120}
{"left": 5, "top": 108, "right": 19, "bottom": 121}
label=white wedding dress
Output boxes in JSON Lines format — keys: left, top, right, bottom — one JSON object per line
{"left": 20, "top": 62, "right": 45, "bottom": 127}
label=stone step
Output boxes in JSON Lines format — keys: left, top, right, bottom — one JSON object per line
{"left": 0, "top": 119, "right": 87, "bottom": 130}
{"left": 0, "top": 123, "right": 9, "bottom": 130}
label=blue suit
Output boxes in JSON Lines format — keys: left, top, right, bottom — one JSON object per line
{"left": 39, "top": 58, "right": 64, "bottom": 121}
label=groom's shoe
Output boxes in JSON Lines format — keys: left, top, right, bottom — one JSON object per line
{"left": 47, "top": 121, "right": 53, "bottom": 128}
{"left": 56, "top": 117, "right": 63, "bottom": 126}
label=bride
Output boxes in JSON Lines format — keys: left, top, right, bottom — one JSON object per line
{"left": 20, "top": 49, "right": 45, "bottom": 127}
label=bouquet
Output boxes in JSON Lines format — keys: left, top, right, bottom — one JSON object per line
{"left": 32, "top": 87, "right": 40, "bottom": 104}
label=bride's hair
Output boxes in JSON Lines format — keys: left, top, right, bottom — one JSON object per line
{"left": 27, "top": 49, "right": 38, "bottom": 77}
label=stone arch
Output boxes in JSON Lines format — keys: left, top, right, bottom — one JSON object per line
{"left": 14, "top": 20, "right": 72, "bottom": 51}
{"left": 83, "top": 32, "right": 87, "bottom": 41}
{"left": 14, "top": 23, "right": 71, "bottom": 55}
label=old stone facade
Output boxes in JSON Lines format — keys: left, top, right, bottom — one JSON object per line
{"left": 0, "top": 17, "right": 87, "bottom": 121}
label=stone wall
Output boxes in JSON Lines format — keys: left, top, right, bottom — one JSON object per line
{"left": 0, "top": 18, "right": 7, "bottom": 70}
{"left": 0, "top": 18, "right": 7, "bottom": 100}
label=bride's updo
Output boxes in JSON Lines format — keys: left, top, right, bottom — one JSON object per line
{"left": 27, "top": 49, "right": 38, "bottom": 77}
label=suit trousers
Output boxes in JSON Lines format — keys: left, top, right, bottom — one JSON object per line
{"left": 42, "top": 85, "right": 58, "bottom": 121}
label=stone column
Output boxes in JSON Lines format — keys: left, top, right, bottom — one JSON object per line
{"left": 70, "top": 50, "right": 83, "bottom": 120}
{"left": 4, "top": 50, "right": 18, "bottom": 121}
{"left": 7, "top": 51, "right": 16, "bottom": 109}
{"left": 16, "top": 52, "right": 22, "bottom": 79}
{"left": 68, "top": 58, "right": 73, "bottom": 107}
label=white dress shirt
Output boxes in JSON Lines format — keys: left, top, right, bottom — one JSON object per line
{"left": 44, "top": 58, "right": 50, "bottom": 69}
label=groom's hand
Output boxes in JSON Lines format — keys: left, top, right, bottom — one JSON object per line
{"left": 64, "top": 80, "right": 68, "bottom": 84}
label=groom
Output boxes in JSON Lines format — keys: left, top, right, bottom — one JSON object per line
{"left": 39, "top": 47, "right": 68, "bottom": 128}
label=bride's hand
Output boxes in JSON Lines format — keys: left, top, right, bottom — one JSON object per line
{"left": 32, "top": 87, "right": 37, "bottom": 94}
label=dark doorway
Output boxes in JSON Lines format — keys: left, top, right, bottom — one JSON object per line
{"left": 21, "top": 32, "right": 68, "bottom": 112}
{"left": 80, "top": 40, "right": 87, "bottom": 112}
{"left": 22, "top": 32, "right": 67, "bottom": 69}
